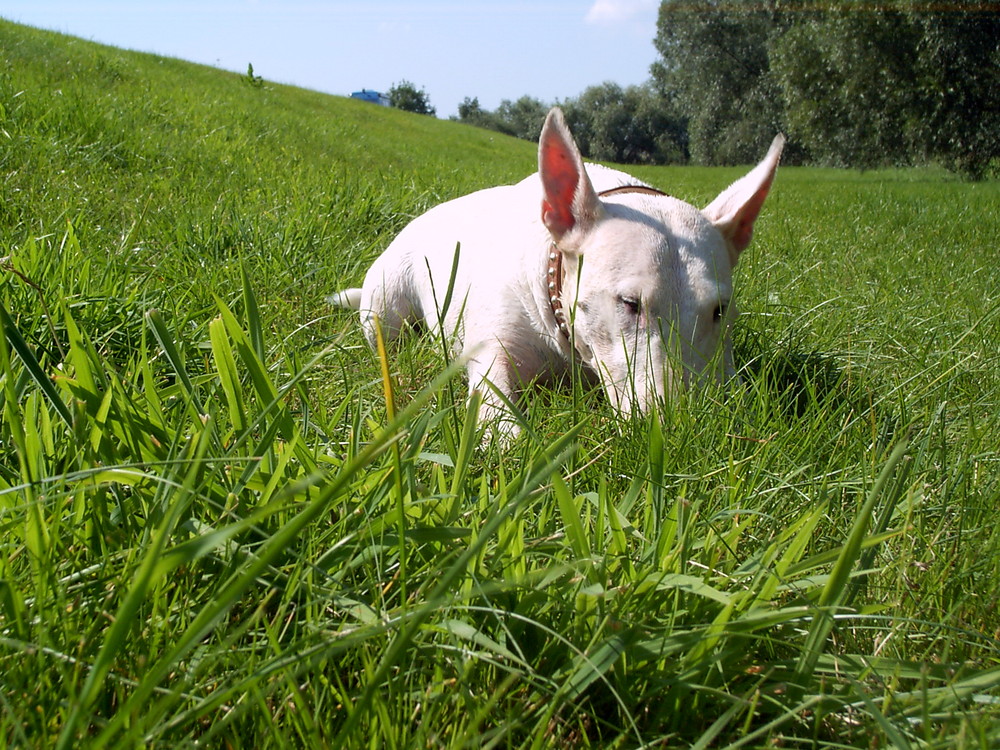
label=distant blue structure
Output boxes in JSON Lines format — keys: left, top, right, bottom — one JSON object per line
{"left": 351, "top": 89, "right": 390, "bottom": 107}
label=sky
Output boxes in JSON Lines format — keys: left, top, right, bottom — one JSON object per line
{"left": 3, "top": 1, "right": 662, "bottom": 117}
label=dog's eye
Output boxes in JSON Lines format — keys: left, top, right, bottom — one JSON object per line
{"left": 713, "top": 302, "right": 729, "bottom": 322}
{"left": 618, "top": 295, "right": 641, "bottom": 316}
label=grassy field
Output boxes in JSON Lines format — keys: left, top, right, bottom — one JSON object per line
{"left": 1, "top": 19, "right": 999, "bottom": 748}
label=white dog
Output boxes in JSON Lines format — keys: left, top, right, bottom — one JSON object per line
{"left": 334, "top": 107, "right": 783, "bottom": 437}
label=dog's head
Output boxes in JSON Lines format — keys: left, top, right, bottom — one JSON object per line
{"left": 539, "top": 107, "right": 784, "bottom": 414}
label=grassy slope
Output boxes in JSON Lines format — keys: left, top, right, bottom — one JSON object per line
{"left": 1, "top": 19, "right": 999, "bottom": 747}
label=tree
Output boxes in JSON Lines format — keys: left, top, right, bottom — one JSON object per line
{"left": 451, "top": 86, "right": 686, "bottom": 166}
{"left": 624, "top": 84, "right": 688, "bottom": 164}
{"left": 909, "top": 5, "right": 1000, "bottom": 179}
{"left": 653, "top": 0, "right": 1000, "bottom": 177}
{"left": 565, "top": 82, "right": 629, "bottom": 160}
{"left": 769, "top": 2, "right": 1000, "bottom": 176}
{"left": 493, "top": 96, "right": 549, "bottom": 142}
{"left": 563, "top": 82, "right": 687, "bottom": 164}
{"left": 454, "top": 96, "right": 510, "bottom": 134}
{"left": 387, "top": 80, "right": 436, "bottom": 116}
{"left": 453, "top": 95, "right": 545, "bottom": 140}
{"left": 456, "top": 96, "right": 486, "bottom": 124}
{"left": 770, "top": 9, "right": 922, "bottom": 169}
{"left": 652, "top": 0, "right": 786, "bottom": 165}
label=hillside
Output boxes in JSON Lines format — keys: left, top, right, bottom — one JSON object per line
{"left": 1, "top": 18, "right": 999, "bottom": 749}
{"left": 0, "top": 18, "right": 537, "bottom": 181}
{"left": 0, "top": 18, "right": 535, "bottom": 332}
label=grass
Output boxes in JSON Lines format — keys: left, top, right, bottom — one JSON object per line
{"left": 1, "top": 17, "right": 999, "bottom": 748}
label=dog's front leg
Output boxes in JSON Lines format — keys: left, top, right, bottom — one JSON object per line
{"left": 465, "top": 349, "right": 523, "bottom": 444}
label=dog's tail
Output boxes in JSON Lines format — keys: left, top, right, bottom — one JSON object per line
{"left": 328, "top": 288, "right": 363, "bottom": 309}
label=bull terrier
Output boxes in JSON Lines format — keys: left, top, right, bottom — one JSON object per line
{"left": 333, "top": 107, "right": 784, "bottom": 438}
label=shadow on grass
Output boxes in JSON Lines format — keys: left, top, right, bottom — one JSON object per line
{"left": 734, "top": 329, "right": 901, "bottom": 447}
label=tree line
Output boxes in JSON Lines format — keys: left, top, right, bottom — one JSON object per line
{"left": 652, "top": 0, "right": 999, "bottom": 178}
{"left": 453, "top": 85, "right": 689, "bottom": 166}
{"left": 388, "top": 2, "right": 997, "bottom": 179}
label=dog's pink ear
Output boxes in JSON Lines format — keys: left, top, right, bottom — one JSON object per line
{"left": 538, "top": 108, "right": 601, "bottom": 244}
{"left": 704, "top": 134, "right": 785, "bottom": 266}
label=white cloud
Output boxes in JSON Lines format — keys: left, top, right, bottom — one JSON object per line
{"left": 584, "top": 0, "right": 657, "bottom": 25}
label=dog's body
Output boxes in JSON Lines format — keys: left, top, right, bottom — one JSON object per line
{"left": 334, "top": 108, "right": 783, "bottom": 437}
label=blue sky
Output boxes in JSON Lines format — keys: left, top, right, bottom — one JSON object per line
{"left": 3, "top": 1, "right": 662, "bottom": 117}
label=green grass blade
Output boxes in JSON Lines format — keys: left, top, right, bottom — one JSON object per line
{"left": 241, "top": 262, "right": 265, "bottom": 361}
{"left": 93, "top": 358, "right": 471, "bottom": 745}
{"left": 145, "top": 308, "right": 204, "bottom": 418}
{"left": 558, "top": 634, "right": 627, "bottom": 701}
{"left": 334, "top": 429, "right": 581, "bottom": 746}
{"left": 554, "top": 473, "right": 591, "bottom": 560}
{"left": 208, "top": 315, "right": 248, "bottom": 433}
{"left": 0, "top": 303, "right": 73, "bottom": 427}
{"left": 56, "top": 416, "right": 217, "bottom": 750}
{"left": 793, "top": 438, "right": 911, "bottom": 695}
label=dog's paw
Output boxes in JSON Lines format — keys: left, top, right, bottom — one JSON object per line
{"left": 477, "top": 409, "right": 525, "bottom": 451}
